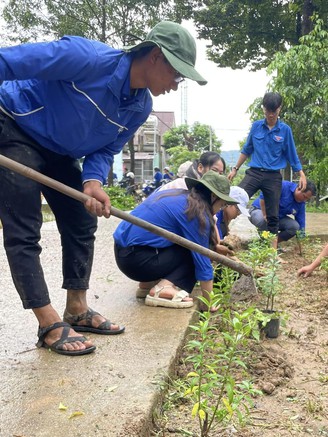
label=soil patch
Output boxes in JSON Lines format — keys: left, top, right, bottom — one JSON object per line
{"left": 153, "top": 239, "right": 328, "bottom": 437}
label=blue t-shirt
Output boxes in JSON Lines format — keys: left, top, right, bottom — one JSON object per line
{"left": 241, "top": 119, "right": 302, "bottom": 172}
{"left": 252, "top": 181, "right": 306, "bottom": 230}
{"left": 113, "top": 189, "right": 214, "bottom": 280}
{"left": 153, "top": 171, "right": 163, "bottom": 187}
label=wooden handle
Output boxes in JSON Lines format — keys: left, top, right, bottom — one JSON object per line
{"left": 0, "top": 154, "right": 252, "bottom": 276}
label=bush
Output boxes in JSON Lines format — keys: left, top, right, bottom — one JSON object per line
{"left": 103, "top": 186, "right": 137, "bottom": 211}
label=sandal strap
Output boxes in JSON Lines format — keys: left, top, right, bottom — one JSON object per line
{"left": 172, "top": 290, "right": 189, "bottom": 302}
{"left": 152, "top": 285, "right": 189, "bottom": 302}
{"left": 36, "top": 321, "right": 71, "bottom": 347}
{"left": 63, "top": 308, "right": 100, "bottom": 326}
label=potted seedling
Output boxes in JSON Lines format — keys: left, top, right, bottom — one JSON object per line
{"left": 256, "top": 251, "right": 283, "bottom": 338}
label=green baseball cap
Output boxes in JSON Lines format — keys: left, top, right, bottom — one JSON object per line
{"left": 185, "top": 171, "right": 239, "bottom": 204}
{"left": 124, "top": 21, "right": 207, "bottom": 86}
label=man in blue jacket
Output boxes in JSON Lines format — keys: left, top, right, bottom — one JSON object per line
{"left": 249, "top": 180, "right": 316, "bottom": 246}
{"left": 0, "top": 21, "right": 207, "bottom": 355}
{"left": 228, "top": 92, "right": 307, "bottom": 249}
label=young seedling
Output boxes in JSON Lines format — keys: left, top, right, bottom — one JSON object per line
{"left": 183, "top": 290, "right": 262, "bottom": 436}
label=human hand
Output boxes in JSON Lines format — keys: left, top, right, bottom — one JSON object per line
{"left": 215, "top": 243, "right": 235, "bottom": 256}
{"left": 227, "top": 168, "right": 237, "bottom": 181}
{"left": 297, "top": 265, "right": 314, "bottom": 278}
{"left": 83, "top": 181, "right": 111, "bottom": 218}
{"left": 298, "top": 173, "right": 307, "bottom": 191}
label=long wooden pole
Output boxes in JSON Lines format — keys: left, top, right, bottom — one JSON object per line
{"left": 0, "top": 155, "right": 252, "bottom": 276}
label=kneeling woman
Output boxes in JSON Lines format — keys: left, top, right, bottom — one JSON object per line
{"left": 113, "top": 171, "right": 238, "bottom": 309}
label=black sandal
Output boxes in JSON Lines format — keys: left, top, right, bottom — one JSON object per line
{"left": 63, "top": 308, "right": 125, "bottom": 335}
{"left": 36, "top": 321, "right": 96, "bottom": 356}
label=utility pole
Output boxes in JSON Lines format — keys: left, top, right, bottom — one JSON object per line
{"left": 180, "top": 81, "right": 188, "bottom": 125}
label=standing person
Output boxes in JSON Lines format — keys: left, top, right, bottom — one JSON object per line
{"left": 249, "top": 180, "right": 316, "bottom": 248}
{"left": 228, "top": 92, "right": 306, "bottom": 248}
{"left": 159, "top": 151, "right": 226, "bottom": 191}
{"left": 113, "top": 171, "right": 238, "bottom": 309}
{"left": 163, "top": 166, "right": 174, "bottom": 181}
{"left": 153, "top": 167, "right": 163, "bottom": 188}
{"left": 0, "top": 21, "right": 207, "bottom": 356}
{"left": 297, "top": 244, "right": 328, "bottom": 277}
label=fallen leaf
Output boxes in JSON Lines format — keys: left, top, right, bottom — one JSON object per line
{"left": 58, "top": 402, "right": 68, "bottom": 411}
{"left": 104, "top": 385, "right": 118, "bottom": 392}
{"left": 68, "top": 411, "right": 85, "bottom": 419}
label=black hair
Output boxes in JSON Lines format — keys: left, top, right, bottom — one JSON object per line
{"left": 132, "top": 45, "right": 155, "bottom": 59}
{"left": 305, "top": 180, "right": 316, "bottom": 196}
{"left": 262, "top": 92, "right": 282, "bottom": 111}
{"left": 152, "top": 186, "right": 217, "bottom": 247}
{"left": 185, "top": 151, "right": 226, "bottom": 179}
{"left": 154, "top": 167, "right": 160, "bottom": 172}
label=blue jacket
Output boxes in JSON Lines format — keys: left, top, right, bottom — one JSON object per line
{"left": 241, "top": 119, "right": 302, "bottom": 172}
{"left": 252, "top": 181, "right": 306, "bottom": 230}
{"left": 113, "top": 190, "right": 214, "bottom": 281}
{"left": 0, "top": 36, "right": 152, "bottom": 183}
{"left": 154, "top": 171, "right": 163, "bottom": 187}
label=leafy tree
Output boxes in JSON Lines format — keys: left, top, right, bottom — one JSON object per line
{"left": 1, "top": 0, "right": 179, "bottom": 178}
{"left": 165, "top": 146, "right": 199, "bottom": 174}
{"left": 175, "top": 0, "right": 328, "bottom": 70}
{"left": 266, "top": 18, "right": 328, "bottom": 204}
{"left": 2, "top": 0, "right": 177, "bottom": 44}
{"left": 163, "top": 122, "right": 222, "bottom": 153}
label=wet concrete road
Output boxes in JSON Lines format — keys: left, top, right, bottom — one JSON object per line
{"left": 0, "top": 212, "right": 326, "bottom": 436}
{"left": 0, "top": 217, "right": 196, "bottom": 437}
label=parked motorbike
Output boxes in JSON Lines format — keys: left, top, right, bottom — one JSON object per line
{"left": 142, "top": 180, "right": 157, "bottom": 198}
{"left": 119, "top": 174, "right": 145, "bottom": 203}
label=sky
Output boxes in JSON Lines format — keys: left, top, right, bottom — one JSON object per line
{"left": 153, "top": 21, "right": 271, "bottom": 151}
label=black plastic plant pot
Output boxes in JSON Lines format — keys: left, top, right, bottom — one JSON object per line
{"left": 262, "top": 310, "right": 280, "bottom": 339}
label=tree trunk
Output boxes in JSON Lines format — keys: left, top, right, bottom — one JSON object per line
{"left": 128, "top": 136, "right": 135, "bottom": 173}
{"left": 302, "top": 0, "right": 315, "bottom": 36}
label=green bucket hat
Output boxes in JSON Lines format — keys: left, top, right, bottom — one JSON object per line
{"left": 123, "top": 21, "right": 207, "bottom": 86}
{"left": 185, "top": 171, "right": 239, "bottom": 205}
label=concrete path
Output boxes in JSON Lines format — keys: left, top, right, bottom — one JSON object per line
{"left": 0, "top": 212, "right": 326, "bottom": 436}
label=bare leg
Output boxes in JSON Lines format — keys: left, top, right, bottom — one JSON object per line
{"left": 65, "top": 289, "right": 121, "bottom": 331}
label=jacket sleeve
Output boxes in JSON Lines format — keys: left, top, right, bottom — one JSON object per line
{"left": 0, "top": 36, "right": 98, "bottom": 81}
{"left": 241, "top": 122, "right": 255, "bottom": 156}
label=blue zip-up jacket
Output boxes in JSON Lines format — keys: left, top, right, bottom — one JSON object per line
{"left": 113, "top": 190, "right": 214, "bottom": 281}
{"left": 0, "top": 36, "right": 152, "bottom": 183}
{"left": 252, "top": 181, "right": 306, "bottom": 230}
{"left": 241, "top": 119, "right": 302, "bottom": 172}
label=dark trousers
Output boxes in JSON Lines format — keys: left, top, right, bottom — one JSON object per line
{"left": 239, "top": 168, "right": 282, "bottom": 235}
{"left": 114, "top": 243, "right": 197, "bottom": 293}
{"left": 0, "top": 112, "right": 97, "bottom": 309}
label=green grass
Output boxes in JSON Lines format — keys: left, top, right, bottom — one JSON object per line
{"left": 306, "top": 202, "right": 328, "bottom": 213}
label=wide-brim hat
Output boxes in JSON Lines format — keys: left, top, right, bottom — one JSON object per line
{"left": 229, "top": 186, "right": 250, "bottom": 217}
{"left": 185, "top": 171, "right": 239, "bottom": 204}
{"left": 123, "top": 21, "right": 207, "bottom": 86}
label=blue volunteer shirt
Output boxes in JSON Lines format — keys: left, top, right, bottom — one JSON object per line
{"left": 252, "top": 181, "right": 306, "bottom": 230}
{"left": 241, "top": 119, "right": 302, "bottom": 172}
{"left": 0, "top": 36, "right": 152, "bottom": 183}
{"left": 113, "top": 189, "right": 214, "bottom": 281}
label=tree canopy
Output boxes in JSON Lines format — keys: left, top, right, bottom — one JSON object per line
{"left": 163, "top": 122, "right": 222, "bottom": 153}
{"left": 2, "top": 0, "right": 177, "bottom": 45}
{"left": 175, "top": 0, "right": 328, "bottom": 70}
{"left": 266, "top": 18, "right": 328, "bottom": 201}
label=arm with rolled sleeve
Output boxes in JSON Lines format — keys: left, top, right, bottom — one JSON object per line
{"left": 284, "top": 126, "right": 307, "bottom": 190}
